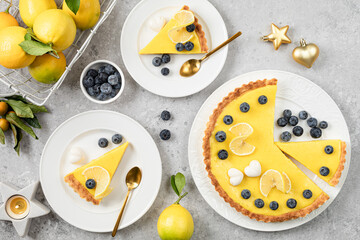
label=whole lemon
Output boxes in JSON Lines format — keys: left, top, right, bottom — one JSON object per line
{"left": 28, "top": 52, "right": 66, "bottom": 84}
{"left": 63, "top": 0, "right": 100, "bottom": 30}
{"left": 0, "top": 26, "right": 36, "bottom": 69}
{"left": 33, "top": 9, "right": 76, "bottom": 51}
{"left": 0, "top": 12, "right": 19, "bottom": 30}
{"left": 19, "top": 0, "right": 57, "bottom": 28}
{"left": 157, "top": 204, "right": 194, "bottom": 240}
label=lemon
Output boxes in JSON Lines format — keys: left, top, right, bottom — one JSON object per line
{"left": 33, "top": 9, "right": 77, "bottom": 51}
{"left": 229, "top": 123, "right": 253, "bottom": 136}
{"left": 0, "top": 26, "right": 36, "bottom": 69}
{"left": 168, "top": 26, "right": 193, "bottom": 44}
{"left": 62, "top": 0, "right": 100, "bottom": 30}
{"left": 172, "top": 10, "right": 195, "bottom": 28}
{"left": 19, "top": 0, "right": 57, "bottom": 28}
{"left": 260, "top": 169, "right": 285, "bottom": 197}
{"left": 229, "top": 136, "right": 255, "bottom": 156}
{"left": 157, "top": 204, "right": 194, "bottom": 240}
{"left": 0, "top": 12, "right": 19, "bottom": 30}
{"left": 82, "top": 166, "right": 111, "bottom": 199}
{"left": 282, "top": 172, "right": 292, "bottom": 193}
{"left": 28, "top": 52, "right": 66, "bottom": 84}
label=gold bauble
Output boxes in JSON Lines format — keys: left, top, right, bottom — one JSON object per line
{"left": 262, "top": 23, "right": 291, "bottom": 50}
{"left": 292, "top": 39, "right": 319, "bottom": 68}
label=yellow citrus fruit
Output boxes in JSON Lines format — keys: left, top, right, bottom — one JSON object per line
{"left": 157, "top": 204, "right": 194, "bottom": 240}
{"left": 62, "top": 0, "right": 100, "bottom": 30}
{"left": 282, "top": 172, "right": 291, "bottom": 193}
{"left": 172, "top": 10, "right": 194, "bottom": 28}
{"left": 19, "top": 0, "right": 57, "bottom": 28}
{"left": 0, "top": 118, "right": 9, "bottom": 131}
{"left": 33, "top": 9, "right": 77, "bottom": 51}
{"left": 94, "top": 187, "right": 113, "bottom": 200}
{"left": 82, "top": 166, "right": 111, "bottom": 199}
{"left": 229, "top": 123, "right": 253, "bottom": 137}
{"left": 0, "top": 26, "right": 36, "bottom": 69}
{"left": 0, "top": 12, "right": 19, "bottom": 30}
{"left": 0, "top": 102, "right": 9, "bottom": 116}
{"left": 28, "top": 52, "right": 66, "bottom": 84}
{"left": 229, "top": 136, "right": 255, "bottom": 156}
{"left": 168, "top": 26, "right": 193, "bottom": 44}
{"left": 260, "top": 169, "right": 285, "bottom": 197}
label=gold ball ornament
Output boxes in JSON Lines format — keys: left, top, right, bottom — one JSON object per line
{"left": 262, "top": 23, "right": 291, "bottom": 50}
{"left": 292, "top": 39, "right": 319, "bottom": 68}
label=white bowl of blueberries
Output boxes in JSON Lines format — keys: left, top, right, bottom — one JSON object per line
{"left": 80, "top": 60, "right": 125, "bottom": 104}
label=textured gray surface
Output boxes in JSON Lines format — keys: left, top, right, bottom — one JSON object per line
{"left": 1, "top": 0, "right": 360, "bottom": 239}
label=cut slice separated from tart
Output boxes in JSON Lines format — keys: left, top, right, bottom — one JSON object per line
{"left": 139, "top": 5, "right": 208, "bottom": 54}
{"left": 64, "top": 142, "right": 129, "bottom": 205}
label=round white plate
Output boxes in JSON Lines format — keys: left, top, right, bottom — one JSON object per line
{"left": 188, "top": 70, "right": 351, "bottom": 231}
{"left": 121, "top": 0, "right": 228, "bottom": 98}
{"left": 40, "top": 110, "right": 162, "bottom": 232}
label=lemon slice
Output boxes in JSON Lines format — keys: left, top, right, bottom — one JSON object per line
{"left": 172, "top": 10, "right": 195, "bottom": 27}
{"left": 82, "top": 166, "right": 111, "bottom": 199}
{"left": 94, "top": 187, "right": 113, "bottom": 200}
{"left": 282, "top": 172, "right": 291, "bottom": 193}
{"left": 168, "top": 26, "right": 193, "bottom": 44}
{"left": 260, "top": 169, "right": 285, "bottom": 197}
{"left": 229, "top": 123, "right": 253, "bottom": 137}
{"left": 229, "top": 136, "right": 255, "bottom": 156}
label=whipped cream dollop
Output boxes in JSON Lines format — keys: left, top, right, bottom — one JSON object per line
{"left": 68, "top": 147, "right": 86, "bottom": 164}
{"left": 228, "top": 168, "right": 244, "bottom": 186}
{"left": 148, "top": 16, "right": 166, "bottom": 32}
{"left": 244, "top": 160, "right": 261, "bottom": 177}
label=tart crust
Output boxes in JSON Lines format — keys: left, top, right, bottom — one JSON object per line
{"left": 64, "top": 174, "right": 100, "bottom": 205}
{"left": 329, "top": 141, "right": 346, "bottom": 186}
{"left": 202, "top": 79, "right": 330, "bottom": 222}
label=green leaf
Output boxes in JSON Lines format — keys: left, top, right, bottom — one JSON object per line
{"left": 24, "top": 115, "right": 41, "bottom": 129}
{"left": 65, "top": 0, "right": 81, "bottom": 15}
{"left": 19, "top": 40, "right": 57, "bottom": 56}
{"left": 10, "top": 124, "right": 18, "bottom": 146}
{"left": 5, "top": 100, "right": 34, "bottom": 118}
{"left": 10, "top": 124, "right": 23, "bottom": 156}
{"left": 171, "top": 175, "right": 180, "bottom": 196}
{"left": 175, "top": 173, "right": 186, "bottom": 195}
{"left": 24, "top": 33, "right": 32, "bottom": 41}
{"left": 0, "top": 128, "right": 5, "bottom": 144}
{"left": 6, "top": 112, "right": 38, "bottom": 139}
{"left": 27, "top": 104, "right": 48, "bottom": 114}
{"left": 5, "top": 95, "right": 27, "bottom": 102}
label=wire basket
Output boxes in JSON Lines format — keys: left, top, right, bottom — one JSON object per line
{"left": 0, "top": 0, "right": 117, "bottom": 105}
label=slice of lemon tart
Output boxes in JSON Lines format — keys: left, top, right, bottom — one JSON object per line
{"left": 139, "top": 5, "right": 208, "bottom": 54}
{"left": 64, "top": 142, "right": 129, "bottom": 205}
{"left": 202, "top": 79, "right": 346, "bottom": 222}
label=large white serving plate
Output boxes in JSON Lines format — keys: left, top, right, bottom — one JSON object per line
{"left": 188, "top": 70, "right": 351, "bottom": 231}
{"left": 121, "top": 0, "right": 228, "bottom": 97}
{"left": 40, "top": 110, "right": 162, "bottom": 232}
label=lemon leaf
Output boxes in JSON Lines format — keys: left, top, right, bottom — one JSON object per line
{"left": 24, "top": 33, "right": 31, "bottom": 41}
{"left": 170, "top": 175, "right": 180, "bottom": 196}
{"left": 5, "top": 99, "right": 34, "bottom": 118}
{"left": 175, "top": 172, "right": 186, "bottom": 195}
{"left": 0, "top": 128, "right": 5, "bottom": 145}
{"left": 10, "top": 124, "right": 22, "bottom": 156}
{"left": 19, "top": 40, "right": 56, "bottom": 56}
{"left": 6, "top": 112, "right": 37, "bottom": 140}
{"left": 23, "top": 116, "right": 41, "bottom": 129}
{"left": 65, "top": 0, "right": 80, "bottom": 15}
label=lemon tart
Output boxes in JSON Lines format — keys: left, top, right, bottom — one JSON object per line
{"left": 139, "top": 6, "right": 208, "bottom": 54}
{"left": 64, "top": 142, "right": 129, "bottom": 205}
{"left": 276, "top": 140, "right": 346, "bottom": 186}
{"left": 203, "top": 79, "right": 335, "bottom": 222}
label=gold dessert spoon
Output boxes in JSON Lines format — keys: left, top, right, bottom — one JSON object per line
{"left": 180, "top": 31, "right": 242, "bottom": 77}
{"left": 112, "top": 166, "right": 142, "bottom": 237}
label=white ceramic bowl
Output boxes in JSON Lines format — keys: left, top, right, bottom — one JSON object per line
{"left": 80, "top": 60, "right": 125, "bottom": 104}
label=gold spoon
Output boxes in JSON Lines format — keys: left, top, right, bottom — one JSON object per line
{"left": 112, "top": 166, "right": 142, "bottom": 237}
{"left": 180, "top": 31, "right": 242, "bottom": 77}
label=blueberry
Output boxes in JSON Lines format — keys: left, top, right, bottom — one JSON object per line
{"left": 104, "top": 64, "right": 116, "bottom": 75}
{"left": 281, "top": 131, "right": 292, "bottom": 142}
{"left": 320, "top": 166, "right": 330, "bottom": 176}
{"left": 112, "top": 134, "right": 123, "bottom": 144}
{"left": 110, "top": 88, "right": 119, "bottom": 98}
{"left": 98, "top": 66, "right": 106, "bottom": 74}
{"left": 307, "top": 117, "right": 318, "bottom": 128}
{"left": 319, "top": 121, "right": 328, "bottom": 129}
{"left": 223, "top": 115, "right": 233, "bottom": 125}
{"left": 215, "top": 131, "right": 226, "bottom": 142}
{"left": 299, "top": 111, "right": 308, "bottom": 120}
{"left": 310, "top": 127, "right": 322, "bottom": 138}
{"left": 87, "top": 87, "right": 97, "bottom": 97}
{"left": 292, "top": 126, "right": 304, "bottom": 137}
{"left": 186, "top": 24, "right": 196, "bottom": 32}
{"left": 93, "top": 84, "right": 101, "bottom": 95}
{"left": 86, "top": 69, "right": 98, "bottom": 78}
{"left": 161, "top": 54, "right": 171, "bottom": 64}
{"left": 108, "top": 75, "right": 119, "bottom": 86}
{"left": 289, "top": 116, "right": 299, "bottom": 126}
{"left": 303, "top": 189, "right": 313, "bottom": 199}
{"left": 85, "top": 179, "right": 96, "bottom": 189}
{"left": 283, "top": 109, "right": 292, "bottom": 119}
{"left": 240, "top": 102, "right": 250, "bottom": 113}
{"left": 94, "top": 76, "right": 105, "bottom": 85}
{"left": 277, "top": 117, "right": 288, "bottom": 127}
{"left": 218, "top": 150, "right": 228, "bottom": 160}
{"left": 115, "top": 71, "right": 121, "bottom": 80}
{"left": 325, "top": 145, "right": 334, "bottom": 154}
{"left": 96, "top": 93, "right": 109, "bottom": 101}
{"left": 241, "top": 189, "right": 251, "bottom": 199}
{"left": 254, "top": 199, "right": 264, "bottom": 208}
{"left": 161, "top": 110, "right": 171, "bottom": 121}
{"left": 99, "top": 72, "right": 109, "bottom": 82}
{"left": 258, "top": 95, "right": 268, "bottom": 104}
{"left": 286, "top": 198, "right": 297, "bottom": 208}
{"left": 160, "top": 129, "right": 171, "bottom": 140}
{"left": 269, "top": 201, "right": 279, "bottom": 210}
{"left": 152, "top": 57, "right": 162, "bottom": 67}
{"left": 114, "top": 83, "right": 122, "bottom": 89}
{"left": 100, "top": 83, "right": 112, "bottom": 94}
{"left": 184, "top": 41, "right": 194, "bottom": 51}
{"left": 161, "top": 67, "right": 170, "bottom": 76}
{"left": 176, "top": 43, "right": 185, "bottom": 51}
{"left": 83, "top": 76, "right": 95, "bottom": 88}
{"left": 98, "top": 138, "right": 108, "bottom": 148}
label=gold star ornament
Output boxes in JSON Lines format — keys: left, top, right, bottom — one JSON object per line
{"left": 262, "top": 23, "right": 291, "bottom": 50}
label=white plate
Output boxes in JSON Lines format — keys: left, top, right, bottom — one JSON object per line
{"left": 121, "top": 0, "right": 228, "bottom": 97}
{"left": 40, "top": 110, "right": 162, "bottom": 232}
{"left": 188, "top": 70, "right": 351, "bottom": 231}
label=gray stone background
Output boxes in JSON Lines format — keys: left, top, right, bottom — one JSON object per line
{"left": 1, "top": 0, "right": 359, "bottom": 239}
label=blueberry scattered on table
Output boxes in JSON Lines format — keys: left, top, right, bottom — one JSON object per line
{"left": 223, "top": 115, "right": 233, "bottom": 125}
{"left": 83, "top": 76, "right": 95, "bottom": 88}
{"left": 152, "top": 57, "right": 162, "bottom": 67}
{"left": 281, "top": 131, "right": 292, "bottom": 142}
{"left": 112, "top": 134, "right": 123, "bottom": 144}
{"left": 241, "top": 189, "right": 251, "bottom": 199}
{"left": 87, "top": 69, "right": 98, "bottom": 78}
{"left": 218, "top": 150, "right": 228, "bottom": 160}
{"left": 85, "top": 179, "right": 96, "bottom": 189}
{"left": 283, "top": 109, "right": 292, "bottom": 119}
{"left": 161, "top": 54, "right": 171, "bottom": 64}
{"left": 319, "top": 121, "right": 328, "bottom": 129}
{"left": 269, "top": 201, "right": 279, "bottom": 210}
{"left": 254, "top": 199, "right": 264, "bottom": 208}
{"left": 161, "top": 110, "right": 171, "bottom": 121}
{"left": 160, "top": 129, "right": 171, "bottom": 140}
{"left": 292, "top": 126, "right": 304, "bottom": 136}
{"left": 319, "top": 166, "right": 330, "bottom": 176}
{"left": 98, "top": 138, "right": 108, "bottom": 148}
{"left": 324, "top": 145, "right": 334, "bottom": 154}
{"left": 215, "top": 131, "right": 226, "bottom": 142}
{"left": 288, "top": 116, "right": 299, "bottom": 126}
{"left": 299, "top": 111, "right": 308, "bottom": 120}
{"left": 186, "top": 24, "right": 196, "bottom": 32}
{"left": 303, "top": 189, "right": 313, "bottom": 199}
{"left": 184, "top": 41, "right": 194, "bottom": 51}
{"left": 258, "top": 95, "right": 268, "bottom": 104}
{"left": 286, "top": 198, "right": 297, "bottom": 208}
{"left": 161, "top": 67, "right": 170, "bottom": 76}
{"left": 310, "top": 127, "right": 322, "bottom": 138}
{"left": 176, "top": 43, "right": 185, "bottom": 51}
{"left": 240, "top": 102, "right": 250, "bottom": 113}
{"left": 307, "top": 117, "right": 318, "bottom": 128}
{"left": 277, "top": 117, "right": 288, "bottom": 127}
